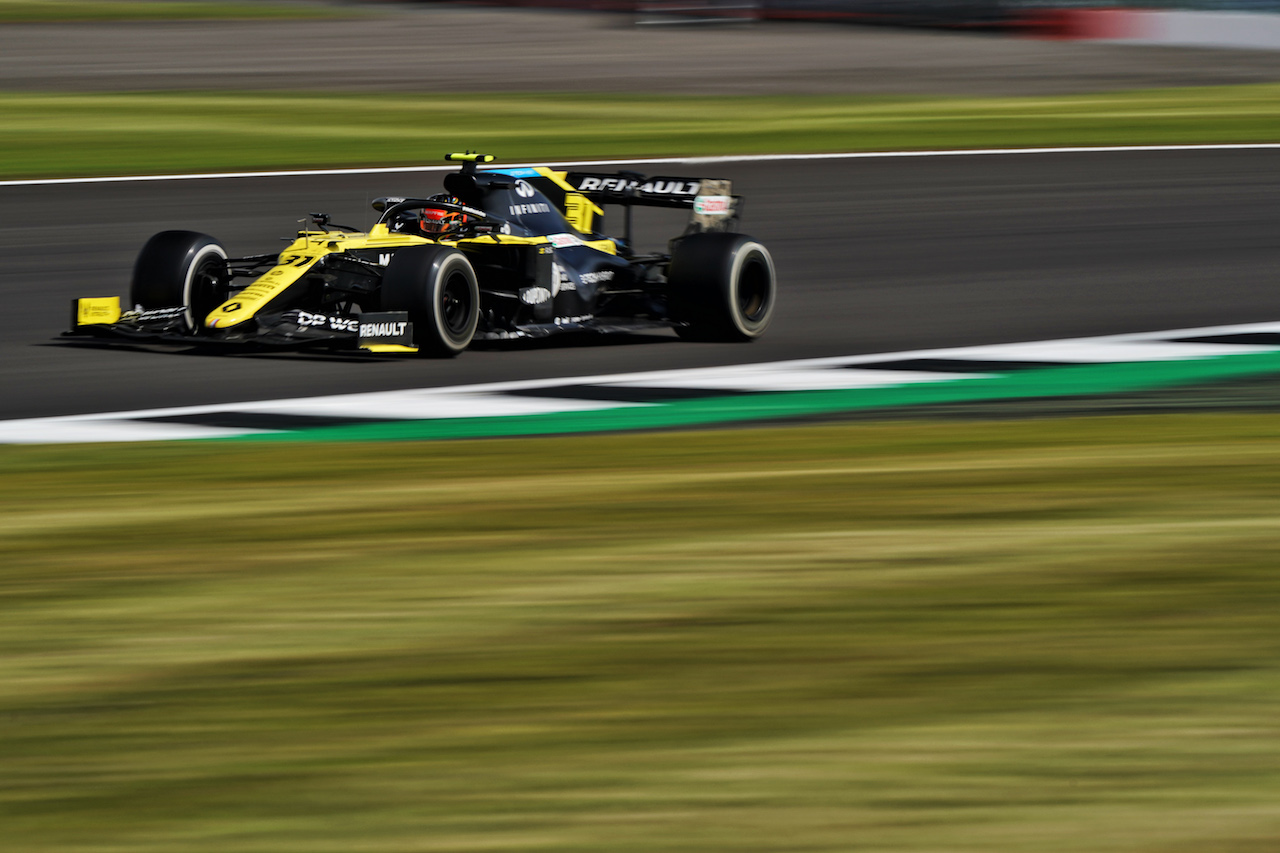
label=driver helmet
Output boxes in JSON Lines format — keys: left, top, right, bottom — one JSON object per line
{"left": 420, "top": 194, "right": 467, "bottom": 236}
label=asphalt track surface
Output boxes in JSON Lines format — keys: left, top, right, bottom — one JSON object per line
{"left": 4, "top": 148, "right": 1279, "bottom": 421}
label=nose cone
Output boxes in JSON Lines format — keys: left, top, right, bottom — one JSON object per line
{"left": 206, "top": 300, "right": 252, "bottom": 329}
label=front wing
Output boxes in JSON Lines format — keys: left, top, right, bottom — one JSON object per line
{"left": 67, "top": 299, "right": 418, "bottom": 353}
{"left": 68, "top": 298, "right": 682, "bottom": 351}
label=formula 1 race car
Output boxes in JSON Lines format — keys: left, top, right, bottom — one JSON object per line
{"left": 68, "top": 153, "right": 777, "bottom": 356}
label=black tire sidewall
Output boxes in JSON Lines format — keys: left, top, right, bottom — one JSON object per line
{"left": 724, "top": 240, "right": 775, "bottom": 339}
{"left": 427, "top": 253, "right": 480, "bottom": 352}
{"left": 129, "top": 230, "right": 227, "bottom": 333}
{"left": 669, "top": 232, "right": 776, "bottom": 341}
{"left": 382, "top": 246, "right": 480, "bottom": 356}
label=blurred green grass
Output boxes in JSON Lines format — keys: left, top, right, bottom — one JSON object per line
{"left": 0, "top": 0, "right": 354, "bottom": 22}
{"left": 3, "top": 85, "right": 1280, "bottom": 179}
{"left": 3, "top": 414, "right": 1280, "bottom": 851}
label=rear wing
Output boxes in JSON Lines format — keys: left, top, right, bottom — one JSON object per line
{"left": 564, "top": 171, "right": 741, "bottom": 234}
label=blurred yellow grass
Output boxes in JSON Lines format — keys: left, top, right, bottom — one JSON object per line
{"left": 2, "top": 85, "right": 1279, "bottom": 179}
{"left": 3, "top": 414, "right": 1280, "bottom": 851}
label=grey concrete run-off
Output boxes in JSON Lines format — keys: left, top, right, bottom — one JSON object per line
{"left": 5, "top": 4, "right": 1280, "bottom": 96}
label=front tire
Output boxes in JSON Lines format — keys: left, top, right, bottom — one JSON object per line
{"left": 668, "top": 232, "right": 776, "bottom": 342}
{"left": 381, "top": 246, "right": 480, "bottom": 357}
{"left": 129, "top": 230, "right": 228, "bottom": 334}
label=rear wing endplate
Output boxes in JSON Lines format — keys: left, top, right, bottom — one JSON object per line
{"left": 564, "top": 172, "right": 740, "bottom": 233}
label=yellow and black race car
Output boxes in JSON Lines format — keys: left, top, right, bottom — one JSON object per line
{"left": 69, "top": 153, "right": 777, "bottom": 356}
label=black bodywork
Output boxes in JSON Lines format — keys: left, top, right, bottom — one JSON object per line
{"left": 67, "top": 155, "right": 775, "bottom": 354}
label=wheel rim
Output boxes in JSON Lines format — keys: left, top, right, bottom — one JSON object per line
{"left": 183, "top": 247, "right": 227, "bottom": 332}
{"left": 736, "top": 254, "right": 771, "bottom": 323}
{"left": 190, "top": 257, "right": 225, "bottom": 319}
{"left": 440, "top": 269, "right": 474, "bottom": 338}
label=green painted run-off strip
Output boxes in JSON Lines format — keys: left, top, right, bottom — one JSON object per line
{"left": 222, "top": 350, "right": 1280, "bottom": 442}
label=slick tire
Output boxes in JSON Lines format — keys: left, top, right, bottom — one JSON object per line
{"left": 130, "top": 230, "right": 228, "bottom": 334}
{"left": 381, "top": 246, "right": 480, "bottom": 357}
{"left": 668, "top": 232, "right": 775, "bottom": 342}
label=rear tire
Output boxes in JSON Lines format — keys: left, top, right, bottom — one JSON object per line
{"left": 130, "top": 231, "right": 228, "bottom": 333}
{"left": 668, "top": 232, "right": 775, "bottom": 342}
{"left": 381, "top": 246, "right": 480, "bottom": 356}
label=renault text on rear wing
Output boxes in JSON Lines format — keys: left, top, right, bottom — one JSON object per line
{"left": 565, "top": 172, "right": 722, "bottom": 208}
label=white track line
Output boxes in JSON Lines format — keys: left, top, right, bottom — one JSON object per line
{"left": 3, "top": 321, "right": 1279, "bottom": 444}
{"left": 3, "top": 145, "right": 1278, "bottom": 188}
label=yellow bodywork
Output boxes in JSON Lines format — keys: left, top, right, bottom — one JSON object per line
{"left": 531, "top": 167, "right": 604, "bottom": 235}
{"left": 203, "top": 225, "right": 425, "bottom": 329}
{"left": 75, "top": 296, "right": 122, "bottom": 325}
{"left": 203, "top": 218, "right": 617, "bottom": 331}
